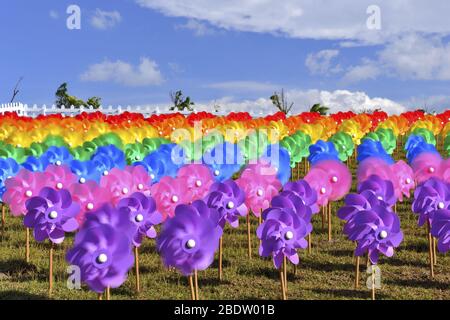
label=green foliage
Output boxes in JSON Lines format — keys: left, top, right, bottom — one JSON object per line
{"left": 169, "top": 90, "right": 194, "bottom": 112}
{"left": 55, "top": 83, "right": 102, "bottom": 109}
{"left": 270, "top": 89, "right": 293, "bottom": 114}
{"left": 310, "top": 103, "right": 329, "bottom": 115}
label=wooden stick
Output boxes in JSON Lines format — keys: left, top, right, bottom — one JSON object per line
{"left": 218, "top": 236, "right": 223, "bottom": 281}
{"left": 283, "top": 256, "right": 288, "bottom": 297}
{"left": 321, "top": 206, "right": 325, "bottom": 230}
{"left": 194, "top": 269, "right": 199, "bottom": 300}
{"left": 1, "top": 204, "right": 5, "bottom": 236}
{"left": 427, "top": 221, "right": 434, "bottom": 278}
{"left": 307, "top": 233, "right": 312, "bottom": 254}
{"left": 258, "top": 212, "right": 262, "bottom": 248}
{"left": 49, "top": 242, "right": 54, "bottom": 296}
{"left": 106, "top": 286, "right": 111, "bottom": 300}
{"left": 433, "top": 237, "right": 437, "bottom": 266}
{"left": 279, "top": 268, "right": 286, "bottom": 300}
{"left": 327, "top": 202, "right": 332, "bottom": 242}
{"left": 134, "top": 246, "right": 140, "bottom": 293}
{"left": 26, "top": 227, "right": 30, "bottom": 263}
{"left": 354, "top": 256, "right": 360, "bottom": 289}
{"left": 98, "top": 293, "right": 103, "bottom": 300}
{"left": 246, "top": 214, "right": 252, "bottom": 259}
{"left": 189, "top": 276, "right": 195, "bottom": 300}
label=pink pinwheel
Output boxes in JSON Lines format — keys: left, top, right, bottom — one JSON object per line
{"left": 304, "top": 167, "right": 332, "bottom": 207}
{"left": 178, "top": 164, "right": 214, "bottom": 201}
{"left": 412, "top": 152, "right": 442, "bottom": 184}
{"left": 100, "top": 168, "right": 134, "bottom": 204}
{"left": 439, "top": 158, "right": 450, "bottom": 183}
{"left": 69, "top": 181, "right": 112, "bottom": 225}
{"left": 3, "top": 169, "right": 52, "bottom": 216}
{"left": 391, "top": 160, "right": 415, "bottom": 202}
{"left": 236, "top": 163, "right": 281, "bottom": 216}
{"left": 357, "top": 158, "right": 396, "bottom": 185}
{"left": 125, "top": 165, "right": 152, "bottom": 195}
{"left": 150, "top": 176, "right": 192, "bottom": 220}
{"left": 313, "top": 160, "right": 351, "bottom": 201}
{"left": 44, "top": 164, "right": 78, "bottom": 191}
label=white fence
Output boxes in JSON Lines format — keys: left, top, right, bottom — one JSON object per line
{"left": 0, "top": 103, "right": 176, "bottom": 117}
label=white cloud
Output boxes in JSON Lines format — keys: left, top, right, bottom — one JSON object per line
{"left": 378, "top": 34, "right": 450, "bottom": 80}
{"left": 343, "top": 33, "right": 450, "bottom": 82}
{"left": 80, "top": 58, "right": 164, "bottom": 86}
{"left": 91, "top": 9, "right": 122, "bottom": 30}
{"left": 341, "top": 60, "right": 381, "bottom": 83}
{"left": 205, "top": 81, "right": 281, "bottom": 92}
{"left": 175, "top": 19, "right": 216, "bottom": 36}
{"left": 136, "top": 0, "right": 450, "bottom": 43}
{"left": 189, "top": 89, "right": 406, "bottom": 115}
{"left": 305, "top": 50, "right": 341, "bottom": 75}
{"left": 49, "top": 10, "right": 59, "bottom": 19}
{"left": 403, "top": 95, "right": 450, "bottom": 113}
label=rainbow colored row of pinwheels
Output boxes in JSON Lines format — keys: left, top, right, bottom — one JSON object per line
{"left": 0, "top": 109, "right": 449, "bottom": 299}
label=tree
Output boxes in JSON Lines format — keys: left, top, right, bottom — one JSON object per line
{"left": 270, "top": 89, "right": 293, "bottom": 114}
{"left": 169, "top": 90, "right": 194, "bottom": 112}
{"left": 55, "top": 82, "right": 101, "bottom": 109}
{"left": 10, "top": 77, "right": 23, "bottom": 103}
{"left": 310, "top": 103, "right": 329, "bottom": 115}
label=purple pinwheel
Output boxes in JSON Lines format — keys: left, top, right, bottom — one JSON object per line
{"left": 271, "top": 191, "right": 314, "bottom": 228}
{"left": 257, "top": 206, "right": 310, "bottom": 268}
{"left": 282, "top": 180, "right": 319, "bottom": 214}
{"left": 357, "top": 175, "right": 397, "bottom": 208}
{"left": 24, "top": 187, "right": 80, "bottom": 244}
{"left": 338, "top": 192, "right": 382, "bottom": 222}
{"left": 431, "top": 209, "right": 450, "bottom": 253}
{"left": 412, "top": 177, "right": 450, "bottom": 227}
{"left": 204, "top": 179, "right": 248, "bottom": 229}
{"left": 346, "top": 206, "right": 403, "bottom": 264}
{"left": 117, "top": 192, "right": 163, "bottom": 247}
{"left": 66, "top": 204, "right": 135, "bottom": 293}
{"left": 157, "top": 200, "right": 222, "bottom": 275}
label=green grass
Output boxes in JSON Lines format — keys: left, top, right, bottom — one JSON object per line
{"left": 0, "top": 142, "right": 449, "bottom": 300}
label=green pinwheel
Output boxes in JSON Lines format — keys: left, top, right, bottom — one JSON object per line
{"left": 142, "top": 137, "right": 169, "bottom": 154}
{"left": 82, "top": 140, "right": 99, "bottom": 153}
{"left": 43, "top": 135, "right": 69, "bottom": 148}
{"left": 70, "top": 146, "right": 94, "bottom": 161}
{"left": 291, "top": 131, "right": 311, "bottom": 160}
{"left": 411, "top": 128, "right": 436, "bottom": 146}
{"left": 330, "top": 131, "right": 354, "bottom": 161}
{"left": 238, "top": 130, "right": 269, "bottom": 162}
{"left": 280, "top": 136, "right": 301, "bottom": 168}
{"left": 28, "top": 142, "right": 49, "bottom": 157}
{"left": 96, "top": 132, "right": 124, "bottom": 150}
{"left": 375, "top": 128, "right": 397, "bottom": 154}
{"left": 0, "top": 144, "right": 29, "bottom": 163}
{"left": 124, "top": 142, "right": 147, "bottom": 164}
{"left": 202, "top": 132, "right": 224, "bottom": 154}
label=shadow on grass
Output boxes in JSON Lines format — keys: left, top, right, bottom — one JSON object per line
{"left": 0, "top": 290, "right": 51, "bottom": 300}
{"left": 302, "top": 260, "right": 354, "bottom": 272}
{"left": 0, "top": 258, "right": 40, "bottom": 281}
{"left": 385, "top": 256, "right": 428, "bottom": 268}
{"left": 310, "top": 288, "right": 390, "bottom": 300}
{"left": 384, "top": 278, "right": 448, "bottom": 290}
{"left": 237, "top": 265, "right": 279, "bottom": 281}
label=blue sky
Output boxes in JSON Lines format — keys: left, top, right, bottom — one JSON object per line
{"left": 1, "top": 0, "right": 450, "bottom": 114}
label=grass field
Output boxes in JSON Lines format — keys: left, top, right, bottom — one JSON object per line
{"left": 0, "top": 144, "right": 449, "bottom": 300}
